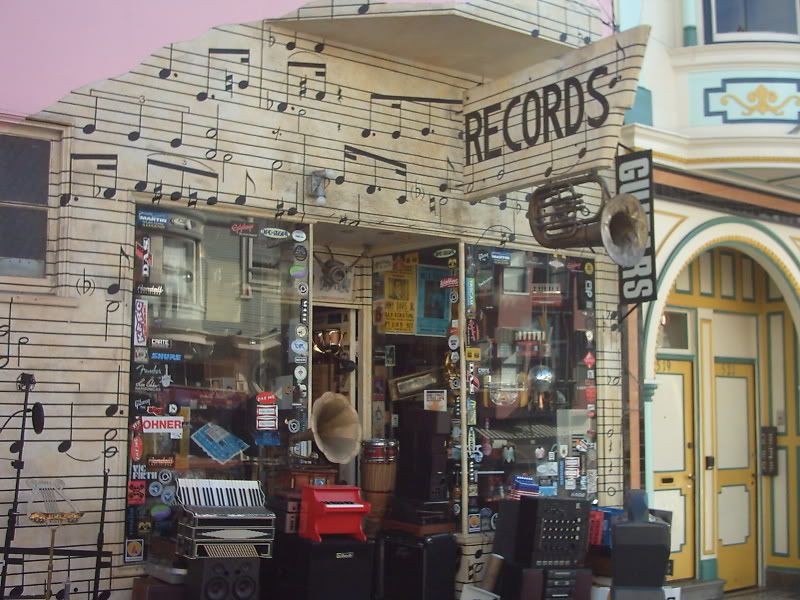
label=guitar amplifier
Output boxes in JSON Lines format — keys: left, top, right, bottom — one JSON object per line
{"left": 261, "top": 531, "right": 374, "bottom": 600}
{"left": 378, "top": 532, "right": 457, "bottom": 600}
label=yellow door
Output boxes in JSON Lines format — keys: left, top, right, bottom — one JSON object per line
{"left": 654, "top": 358, "right": 695, "bottom": 580}
{"left": 714, "top": 361, "right": 757, "bottom": 591}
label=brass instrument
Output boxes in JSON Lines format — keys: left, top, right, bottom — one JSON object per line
{"left": 527, "top": 171, "right": 648, "bottom": 268}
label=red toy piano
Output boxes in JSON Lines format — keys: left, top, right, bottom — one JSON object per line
{"left": 298, "top": 485, "right": 371, "bottom": 542}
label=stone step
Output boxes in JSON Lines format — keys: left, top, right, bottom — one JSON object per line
{"left": 673, "top": 578, "right": 725, "bottom": 600}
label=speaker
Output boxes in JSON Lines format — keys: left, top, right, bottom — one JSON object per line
{"left": 262, "top": 532, "right": 373, "bottom": 600}
{"left": 187, "top": 558, "right": 259, "bottom": 600}
{"left": 395, "top": 408, "right": 450, "bottom": 502}
{"left": 514, "top": 497, "right": 591, "bottom": 568}
{"left": 379, "top": 532, "right": 457, "bottom": 600}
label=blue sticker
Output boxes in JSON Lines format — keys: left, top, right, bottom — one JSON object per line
{"left": 253, "top": 430, "right": 282, "bottom": 446}
{"left": 137, "top": 211, "right": 170, "bottom": 229}
{"left": 291, "top": 339, "right": 308, "bottom": 354}
{"left": 490, "top": 250, "right": 511, "bottom": 265}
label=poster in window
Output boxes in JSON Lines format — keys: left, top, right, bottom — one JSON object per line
{"left": 416, "top": 266, "right": 450, "bottom": 336}
{"left": 383, "top": 270, "right": 416, "bottom": 334}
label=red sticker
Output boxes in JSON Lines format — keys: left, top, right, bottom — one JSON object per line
{"left": 256, "top": 392, "right": 278, "bottom": 405}
{"left": 585, "top": 386, "right": 597, "bottom": 402}
{"left": 130, "top": 434, "right": 143, "bottom": 462}
{"left": 127, "top": 481, "right": 146, "bottom": 505}
{"left": 583, "top": 352, "right": 596, "bottom": 368}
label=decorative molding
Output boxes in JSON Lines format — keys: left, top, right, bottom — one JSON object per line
{"left": 705, "top": 78, "right": 800, "bottom": 124}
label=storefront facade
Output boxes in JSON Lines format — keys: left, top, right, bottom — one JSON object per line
{"left": 0, "top": 2, "right": 647, "bottom": 598}
{"left": 621, "top": 0, "right": 800, "bottom": 591}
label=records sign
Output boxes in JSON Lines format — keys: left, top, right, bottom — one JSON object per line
{"left": 462, "top": 26, "right": 650, "bottom": 203}
{"left": 617, "top": 150, "right": 657, "bottom": 304}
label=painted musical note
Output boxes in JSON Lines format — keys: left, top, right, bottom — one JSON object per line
{"left": 134, "top": 155, "right": 219, "bottom": 207}
{"left": 170, "top": 112, "right": 184, "bottom": 148}
{"left": 104, "top": 301, "right": 120, "bottom": 342}
{"left": 58, "top": 403, "right": 74, "bottom": 454}
{"left": 338, "top": 194, "right": 361, "bottom": 227}
{"left": 196, "top": 48, "right": 251, "bottom": 101}
{"left": 358, "top": 0, "right": 370, "bottom": 14}
{"left": 363, "top": 94, "right": 460, "bottom": 139}
{"left": 609, "top": 41, "right": 626, "bottom": 89}
{"left": 0, "top": 298, "right": 12, "bottom": 370}
{"left": 159, "top": 43, "right": 176, "bottom": 79}
{"left": 60, "top": 154, "right": 119, "bottom": 206}
{"left": 128, "top": 101, "right": 144, "bottom": 141}
{"left": 340, "top": 144, "right": 407, "bottom": 197}
{"left": 286, "top": 31, "right": 298, "bottom": 51}
{"left": 107, "top": 246, "right": 130, "bottom": 295}
{"left": 279, "top": 61, "right": 328, "bottom": 112}
{"left": 83, "top": 96, "right": 98, "bottom": 134}
{"left": 440, "top": 157, "right": 457, "bottom": 192}
{"left": 105, "top": 366, "right": 123, "bottom": 417}
{"left": 270, "top": 159, "right": 283, "bottom": 189}
{"left": 235, "top": 170, "right": 255, "bottom": 206}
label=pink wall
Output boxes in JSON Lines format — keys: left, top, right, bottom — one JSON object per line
{"left": 0, "top": 0, "right": 614, "bottom": 119}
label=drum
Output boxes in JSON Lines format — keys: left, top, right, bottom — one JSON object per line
{"left": 360, "top": 439, "right": 398, "bottom": 536}
{"left": 361, "top": 439, "right": 398, "bottom": 463}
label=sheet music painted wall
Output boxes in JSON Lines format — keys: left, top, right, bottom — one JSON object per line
{"left": 0, "top": 2, "right": 623, "bottom": 598}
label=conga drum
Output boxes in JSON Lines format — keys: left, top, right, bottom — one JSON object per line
{"left": 360, "top": 439, "right": 398, "bottom": 537}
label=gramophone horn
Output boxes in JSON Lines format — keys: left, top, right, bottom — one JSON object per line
{"left": 294, "top": 392, "right": 362, "bottom": 464}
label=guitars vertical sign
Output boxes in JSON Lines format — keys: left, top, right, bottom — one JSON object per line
{"left": 617, "top": 150, "right": 657, "bottom": 304}
{"left": 462, "top": 25, "right": 650, "bottom": 204}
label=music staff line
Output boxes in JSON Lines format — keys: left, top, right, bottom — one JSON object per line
{"left": 274, "top": 0, "right": 602, "bottom": 48}
{"left": 54, "top": 97, "right": 462, "bottom": 197}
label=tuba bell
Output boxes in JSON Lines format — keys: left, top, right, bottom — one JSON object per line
{"left": 527, "top": 171, "right": 648, "bottom": 268}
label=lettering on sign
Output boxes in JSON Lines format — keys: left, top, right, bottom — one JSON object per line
{"left": 462, "top": 26, "right": 649, "bottom": 203}
{"left": 616, "top": 149, "right": 656, "bottom": 304}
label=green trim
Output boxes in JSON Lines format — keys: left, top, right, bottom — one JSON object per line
{"left": 770, "top": 446, "right": 789, "bottom": 557}
{"left": 683, "top": 25, "right": 698, "bottom": 46}
{"left": 715, "top": 356, "right": 756, "bottom": 364}
{"left": 700, "top": 558, "right": 718, "bottom": 580}
{"left": 642, "top": 380, "right": 658, "bottom": 403}
{"left": 795, "top": 330, "right": 799, "bottom": 437}
{"left": 719, "top": 250, "right": 736, "bottom": 299}
{"left": 675, "top": 262, "right": 694, "bottom": 295}
{"left": 797, "top": 446, "right": 800, "bottom": 559}
{"left": 741, "top": 256, "right": 756, "bottom": 302}
{"left": 699, "top": 251, "right": 715, "bottom": 297}
{"left": 643, "top": 216, "right": 800, "bottom": 383}
{"left": 767, "top": 312, "right": 787, "bottom": 435}
{"left": 657, "top": 353, "right": 695, "bottom": 362}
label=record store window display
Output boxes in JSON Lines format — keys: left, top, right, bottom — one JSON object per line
{"left": 127, "top": 207, "right": 309, "bottom": 558}
{"left": 465, "top": 246, "right": 597, "bottom": 531}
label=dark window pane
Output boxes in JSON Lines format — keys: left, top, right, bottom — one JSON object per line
{"left": 0, "top": 205, "right": 46, "bottom": 276}
{"left": 716, "top": 0, "right": 746, "bottom": 32}
{"left": 747, "top": 0, "right": 798, "bottom": 33}
{"left": 0, "top": 134, "right": 50, "bottom": 205}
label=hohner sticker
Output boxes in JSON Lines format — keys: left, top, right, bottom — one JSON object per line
{"left": 141, "top": 416, "right": 184, "bottom": 438}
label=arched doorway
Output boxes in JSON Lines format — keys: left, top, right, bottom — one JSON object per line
{"left": 641, "top": 219, "right": 800, "bottom": 590}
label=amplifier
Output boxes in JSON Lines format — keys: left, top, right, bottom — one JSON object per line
{"left": 262, "top": 531, "right": 374, "bottom": 600}
{"left": 186, "top": 558, "right": 259, "bottom": 600}
{"left": 514, "top": 497, "right": 591, "bottom": 568}
{"left": 378, "top": 532, "right": 457, "bottom": 600}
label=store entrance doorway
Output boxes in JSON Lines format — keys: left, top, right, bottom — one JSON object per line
{"left": 312, "top": 305, "right": 361, "bottom": 485}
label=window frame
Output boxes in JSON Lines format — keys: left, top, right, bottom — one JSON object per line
{"left": 710, "top": 0, "right": 800, "bottom": 43}
{"left": 0, "top": 121, "right": 63, "bottom": 291}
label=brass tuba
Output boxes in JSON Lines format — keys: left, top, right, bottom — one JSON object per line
{"left": 527, "top": 171, "right": 648, "bottom": 268}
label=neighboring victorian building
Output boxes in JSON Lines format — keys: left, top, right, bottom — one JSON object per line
{"left": 620, "top": 0, "right": 800, "bottom": 593}
{"left": 0, "top": 1, "right": 648, "bottom": 598}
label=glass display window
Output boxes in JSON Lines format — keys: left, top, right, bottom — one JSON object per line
{"left": 463, "top": 245, "right": 597, "bottom": 533}
{"left": 127, "top": 207, "right": 310, "bottom": 549}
